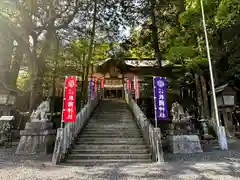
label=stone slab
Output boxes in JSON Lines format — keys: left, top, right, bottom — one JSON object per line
{"left": 16, "top": 133, "right": 56, "bottom": 155}
{"left": 168, "top": 135, "right": 203, "bottom": 154}
{"left": 16, "top": 122, "right": 56, "bottom": 155}
{"left": 25, "top": 122, "right": 53, "bottom": 130}
{"left": 20, "top": 129, "right": 56, "bottom": 136}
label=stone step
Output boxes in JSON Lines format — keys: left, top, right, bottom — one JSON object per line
{"left": 71, "top": 149, "right": 150, "bottom": 154}
{"left": 91, "top": 120, "right": 134, "bottom": 122}
{"left": 99, "top": 111, "right": 129, "bottom": 112}
{"left": 95, "top": 109, "right": 128, "bottom": 111}
{"left": 99, "top": 110, "right": 129, "bottom": 111}
{"left": 85, "top": 124, "right": 138, "bottom": 127}
{"left": 76, "top": 137, "right": 144, "bottom": 142}
{"left": 82, "top": 129, "right": 141, "bottom": 134}
{"left": 86, "top": 124, "right": 138, "bottom": 128}
{"left": 80, "top": 131, "right": 143, "bottom": 138}
{"left": 64, "top": 159, "right": 152, "bottom": 165}
{"left": 87, "top": 122, "right": 136, "bottom": 125}
{"left": 85, "top": 124, "right": 138, "bottom": 128}
{"left": 92, "top": 113, "right": 132, "bottom": 115}
{"left": 86, "top": 122, "right": 136, "bottom": 125}
{"left": 82, "top": 129, "right": 141, "bottom": 132}
{"left": 74, "top": 144, "right": 148, "bottom": 150}
{"left": 80, "top": 133, "right": 142, "bottom": 138}
{"left": 95, "top": 113, "right": 130, "bottom": 115}
{"left": 75, "top": 139, "right": 146, "bottom": 145}
{"left": 79, "top": 134, "right": 143, "bottom": 138}
{"left": 84, "top": 128, "right": 139, "bottom": 132}
{"left": 68, "top": 153, "right": 151, "bottom": 160}
{"left": 94, "top": 114, "right": 132, "bottom": 116}
{"left": 86, "top": 124, "right": 137, "bottom": 128}
{"left": 91, "top": 115, "right": 133, "bottom": 117}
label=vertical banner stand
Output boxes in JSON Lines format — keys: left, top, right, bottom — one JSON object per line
{"left": 61, "top": 76, "right": 67, "bottom": 128}
{"left": 153, "top": 76, "right": 161, "bottom": 163}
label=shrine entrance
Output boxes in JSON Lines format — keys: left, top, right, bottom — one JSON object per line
{"left": 103, "top": 78, "right": 123, "bottom": 99}
{"left": 104, "top": 89, "right": 123, "bottom": 98}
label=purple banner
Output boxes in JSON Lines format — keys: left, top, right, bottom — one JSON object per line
{"left": 153, "top": 77, "right": 168, "bottom": 120}
{"left": 89, "top": 80, "right": 94, "bottom": 100}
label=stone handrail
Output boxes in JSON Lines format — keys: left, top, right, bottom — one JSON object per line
{"left": 52, "top": 92, "right": 101, "bottom": 164}
{"left": 127, "top": 94, "right": 164, "bottom": 162}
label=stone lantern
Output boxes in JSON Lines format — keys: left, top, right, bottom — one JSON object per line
{"left": 0, "top": 82, "right": 17, "bottom": 146}
{"left": 211, "top": 84, "right": 238, "bottom": 137}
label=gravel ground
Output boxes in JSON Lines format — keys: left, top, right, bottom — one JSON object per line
{"left": 1, "top": 145, "right": 240, "bottom": 180}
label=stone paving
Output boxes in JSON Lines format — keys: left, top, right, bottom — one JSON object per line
{"left": 1, "top": 145, "right": 240, "bottom": 180}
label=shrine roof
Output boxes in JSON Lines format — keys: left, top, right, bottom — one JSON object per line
{"left": 215, "top": 83, "right": 229, "bottom": 93}
{"left": 209, "top": 83, "right": 240, "bottom": 95}
{"left": 96, "top": 58, "right": 176, "bottom": 67}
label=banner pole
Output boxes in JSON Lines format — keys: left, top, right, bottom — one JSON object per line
{"left": 61, "top": 76, "right": 67, "bottom": 128}
{"left": 153, "top": 76, "right": 157, "bottom": 128}
{"left": 153, "top": 76, "right": 160, "bottom": 162}
{"left": 200, "top": 0, "right": 227, "bottom": 149}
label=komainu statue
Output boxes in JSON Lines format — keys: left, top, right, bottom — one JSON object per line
{"left": 170, "top": 101, "right": 185, "bottom": 122}
{"left": 170, "top": 101, "right": 195, "bottom": 134}
{"left": 30, "top": 97, "right": 50, "bottom": 122}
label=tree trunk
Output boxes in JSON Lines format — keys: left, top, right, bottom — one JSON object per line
{"left": 82, "top": 0, "right": 98, "bottom": 104}
{"left": 8, "top": 45, "right": 23, "bottom": 87}
{"left": 149, "top": 0, "right": 163, "bottom": 68}
{"left": 0, "top": 32, "right": 14, "bottom": 85}
{"left": 200, "top": 74, "right": 210, "bottom": 118}
{"left": 29, "top": 56, "right": 45, "bottom": 110}
{"left": 78, "top": 52, "right": 87, "bottom": 109}
{"left": 195, "top": 73, "right": 204, "bottom": 118}
{"left": 29, "top": 28, "right": 54, "bottom": 110}
{"left": 50, "top": 37, "right": 59, "bottom": 115}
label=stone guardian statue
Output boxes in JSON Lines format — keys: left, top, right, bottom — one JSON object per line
{"left": 30, "top": 97, "right": 50, "bottom": 122}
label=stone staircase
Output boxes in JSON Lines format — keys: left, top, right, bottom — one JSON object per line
{"left": 65, "top": 99, "right": 152, "bottom": 164}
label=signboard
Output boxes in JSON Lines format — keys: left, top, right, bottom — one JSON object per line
{"left": 63, "top": 76, "right": 77, "bottom": 122}
{"left": 153, "top": 77, "right": 168, "bottom": 121}
{"left": 0, "top": 116, "right": 14, "bottom": 121}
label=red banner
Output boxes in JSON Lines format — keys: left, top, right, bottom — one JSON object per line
{"left": 100, "top": 78, "right": 104, "bottom": 88}
{"left": 134, "top": 76, "right": 140, "bottom": 99}
{"left": 63, "top": 76, "right": 77, "bottom": 122}
{"left": 127, "top": 79, "right": 131, "bottom": 91}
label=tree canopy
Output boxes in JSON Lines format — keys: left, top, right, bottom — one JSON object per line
{"left": 0, "top": 0, "right": 240, "bottom": 111}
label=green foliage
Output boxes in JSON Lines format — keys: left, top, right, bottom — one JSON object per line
{"left": 166, "top": 46, "right": 197, "bottom": 64}
{"left": 2, "top": 0, "right": 240, "bottom": 100}
{"left": 16, "top": 72, "right": 29, "bottom": 92}
{"left": 228, "top": 60, "right": 240, "bottom": 80}
{"left": 120, "top": 28, "right": 154, "bottom": 58}
{"left": 93, "top": 42, "right": 111, "bottom": 63}
{"left": 215, "top": 0, "right": 240, "bottom": 27}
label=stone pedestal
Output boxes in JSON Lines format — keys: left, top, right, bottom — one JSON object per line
{"left": 168, "top": 134, "right": 202, "bottom": 153}
{"left": 15, "top": 121, "right": 56, "bottom": 155}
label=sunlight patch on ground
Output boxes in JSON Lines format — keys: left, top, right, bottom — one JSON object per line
{"left": 1, "top": 161, "right": 240, "bottom": 179}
